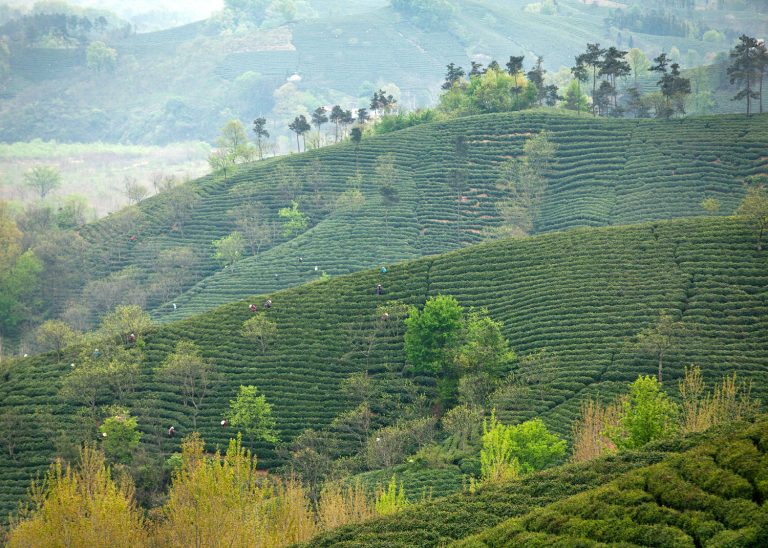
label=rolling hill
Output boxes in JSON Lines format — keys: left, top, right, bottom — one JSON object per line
{"left": 1, "top": 214, "right": 767, "bottom": 521}
{"left": 68, "top": 111, "right": 768, "bottom": 324}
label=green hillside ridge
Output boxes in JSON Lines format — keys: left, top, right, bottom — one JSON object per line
{"left": 1, "top": 0, "right": 758, "bottom": 144}
{"left": 71, "top": 111, "right": 768, "bottom": 324}
{"left": 301, "top": 418, "right": 768, "bottom": 547}
{"left": 1, "top": 215, "right": 767, "bottom": 521}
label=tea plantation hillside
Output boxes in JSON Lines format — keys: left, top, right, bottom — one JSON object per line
{"left": 71, "top": 111, "right": 768, "bottom": 323}
{"left": 302, "top": 418, "right": 768, "bottom": 547}
{"left": 1, "top": 216, "right": 767, "bottom": 520}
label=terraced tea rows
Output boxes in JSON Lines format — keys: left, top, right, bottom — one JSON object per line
{"left": 2, "top": 216, "right": 767, "bottom": 520}
{"left": 302, "top": 419, "right": 768, "bottom": 547}
{"left": 72, "top": 112, "right": 768, "bottom": 323}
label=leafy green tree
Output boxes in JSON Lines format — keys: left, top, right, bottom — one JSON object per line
{"left": 288, "top": 114, "right": 311, "bottom": 152}
{"left": 737, "top": 183, "right": 768, "bottom": 250}
{"left": 562, "top": 79, "right": 589, "bottom": 114}
{"left": 442, "top": 62, "right": 466, "bottom": 90}
{"left": 374, "top": 475, "right": 408, "bottom": 515}
{"left": 233, "top": 202, "right": 272, "bottom": 255}
{"left": 636, "top": 310, "right": 686, "bottom": 382}
{"left": 576, "top": 43, "right": 606, "bottom": 115}
{"left": 350, "top": 126, "right": 363, "bottom": 170}
{"left": 701, "top": 197, "right": 721, "bottom": 214}
{"left": 216, "top": 119, "right": 253, "bottom": 166}
{"left": 241, "top": 313, "right": 278, "bottom": 351}
{"left": 158, "top": 341, "right": 214, "bottom": 429}
{"left": 611, "top": 375, "right": 678, "bottom": 449}
{"left": 311, "top": 106, "right": 328, "bottom": 141}
{"left": 404, "top": 294, "right": 464, "bottom": 376}
{"left": 252, "top": 117, "right": 270, "bottom": 160}
{"left": 496, "top": 131, "right": 557, "bottom": 235}
{"left": 98, "top": 304, "right": 152, "bottom": 345}
{"left": 60, "top": 344, "right": 142, "bottom": 415}
{"left": 728, "top": 35, "right": 767, "bottom": 116}
{"left": 149, "top": 246, "right": 197, "bottom": 301}
{"left": 455, "top": 309, "right": 515, "bottom": 375}
{"left": 34, "top": 319, "right": 76, "bottom": 360}
{"left": 99, "top": 410, "right": 141, "bottom": 464}
{"left": 164, "top": 183, "right": 200, "bottom": 236}
{"left": 228, "top": 385, "right": 279, "bottom": 454}
{"left": 23, "top": 166, "right": 61, "bottom": 199}
{"left": 86, "top": 40, "right": 117, "bottom": 72}
{"left": 0, "top": 249, "right": 42, "bottom": 348}
{"left": 212, "top": 231, "right": 245, "bottom": 270}
{"left": 481, "top": 412, "right": 565, "bottom": 482}
{"left": 278, "top": 200, "right": 309, "bottom": 237}
{"left": 627, "top": 47, "right": 650, "bottom": 84}
{"left": 442, "top": 403, "right": 483, "bottom": 451}
{"left": 0, "top": 409, "right": 24, "bottom": 461}
{"left": 375, "top": 153, "right": 400, "bottom": 240}
{"left": 650, "top": 53, "right": 691, "bottom": 118}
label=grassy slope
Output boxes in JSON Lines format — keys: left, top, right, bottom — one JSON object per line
{"left": 72, "top": 111, "right": 768, "bottom": 322}
{"left": 302, "top": 418, "right": 768, "bottom": 547}
{"left": 1, "top": 216, "right": 767, "bottom": 519}
{"left": 0, "top": 0, "right": 753, "bottom": 144}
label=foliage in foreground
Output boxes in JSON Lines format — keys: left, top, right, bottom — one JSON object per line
{"left": 456, "top": 417, "right": 768, "bottom": 547}
{"left": 5, "top": 435, "right": 418, "bottom": 547}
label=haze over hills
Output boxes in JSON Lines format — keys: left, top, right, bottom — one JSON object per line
{"left": 2, "top": 0, "right": 765, "bottom": 145}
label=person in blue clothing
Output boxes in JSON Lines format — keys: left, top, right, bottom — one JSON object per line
{"left": 376, "top": 284, "right": 383, "bottom": 295}
{"left": 380, "top": 266, "right": 388, "bottom": 274}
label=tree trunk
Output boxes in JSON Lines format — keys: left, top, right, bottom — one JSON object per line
{"left": 658, "top": 350, "right": 664, "bottom": 383}
{"left": 296, "top": 133, "right": 301, "bottom": 152}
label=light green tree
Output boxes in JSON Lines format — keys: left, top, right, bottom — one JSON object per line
{"left": 481, "top": 412, "right": 566, "bottom": 482}
{"left": 610, "top": 375, "right": 678, "bottom": 449}
{"left": 736, "top": 183, "right": 768, "bottom": 250}
{"left": 228, "top": 385, "right": 279, "bottom": 455}
{"left": 405, "top": 294, "right": 465, "bottom": 407}
{"left": 99, "top": 410, "right": 141, "bottom": 464}
{"left": 23, "top": 166, "right": 61, "bottom": 199}
{"left": 636, "top": 310, "right": 686, "bottom": 383}
{"left": 278, "top": 201, "right": 309, "bottom": 237}
{"left": 627, "top": 48, "right": 650, "bottom": 84}
{"left": 455, "top": 308, "right": 515, "bottom": 376}
{"left": 701, "top": 197, "right": 721, "bottom": 214}
{"left": 212, "top": 231, "right": 245, "bottom": 270}
{"left": 34, "top": 320, "right": 77, "bottom": 360}
{"left": 374, "top": 475, "right": 408, "bottom": 516}
{"left": 86, "top": 41, "right": 117, "bottom": 72}
{"left": 496, "top": 131, "right": 557, "bottom": 235}
{"left": 211, "top": 119, "right": 253, "bottom": 175}
{"left": 98, "top": 304, "right": 152, "bottom": 345}
{"left": 241, "top": 314, "right": 278, "bottom": 351}
{"left": 404, "top": 295, "right": 464, "bottom": 376}
{"left": 158, "top": 341, "right": 214, "bottom": 429}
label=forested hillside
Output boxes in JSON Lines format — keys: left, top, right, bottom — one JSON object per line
{"left": 1, "top": 215, "right": 767, "bottom": 521}
{"left": 1, "top": 0, "right": 762, "bottom": 144}
{"left": 68, "top": 111, "right": 768, "bottom": 323}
